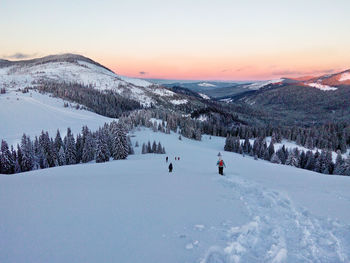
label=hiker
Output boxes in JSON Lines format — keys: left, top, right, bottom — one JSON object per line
{"left": 168, "top": 162, "right": 173, "bottom": 173}
{"left": 217, "top": 158, "right": 226, "bottom": 175}
{"left": 178, "top": 157, "right": 180, "bottom": 161}
{"left": 175, "top": 157, "right": 177, "bottom": 161}
{"left": 166, "top": 156, "right": 168, "bottom": 162}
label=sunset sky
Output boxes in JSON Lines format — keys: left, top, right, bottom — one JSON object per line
{"left": 1, "top": 0, "right": 349, "bottom": 80}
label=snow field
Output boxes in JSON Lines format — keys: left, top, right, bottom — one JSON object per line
{"left": 339, "top": 73, "right": 350, "bottom": 82}
{"left": 307, "top": 83, "right": 338, "bottom": 91}
{"left": 1, "top": 128, "right": 350, "bottom": 263}
{"left": 0, "top": 90, "right": 114, "bottom": 146}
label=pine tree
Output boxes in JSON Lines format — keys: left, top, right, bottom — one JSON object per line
{"left": 339, "top": 132, "right": 347, "bottom": 154}
{"left": 141, "top": 143, "right": 147, "bottom": 154}
{"left": 271, "top": 153, "right": 281, "bottom": 164}
{"left": 152, "top": 141, "right": 157, "bottom": 153}
{"left": 16, "top": 144, "right": 22, "bottom": 173}
{"left": 95, "top": 131, "right": 109, "bottom": 163}
{"left": 64, "top": 128, "right": 76, "bottom": 165}
{"left": 334, "top": 150, "right": 345, "bottom": 175}
{"left": 268, "top": 141, "right": 275, "bottom": 161}
{"left": 75, "top": 134, "right": 83, "bottom": 164}
{"left": 0, "top": 140, "right": 15, "bottom": 174}
{"left": 111, "top": 123, "right": 129, "bottom": 160}
{"left": 157, "top": 142, "right": 162, "bottom": 154}
{"left": 147, "top": 141, "right": 152, "bottom": 153}
{"left": 54, "top": 130, "right": 63, "bottom": 153}
{"left": 39, "top": 131, "right": 55, "bottom": 168}
{"left": 20, "top": 134, "right": 34, "bottom": 172}
{"left": 299, "top": 151, "right": 307, "bottom": 169}
{"left": 342, "top": 156, "right": 350, "bottom": 176}
{"left": 285, "top": 148, "right": 299, "bottom": 167}
{"left": 305, "top": 151, "right": 316, "bottom": 171}
{"left": 82, "top": 132, "right": 95, "bottom": 163}
{"left": 58, "top": 146, "right": 66, "bottom": 166}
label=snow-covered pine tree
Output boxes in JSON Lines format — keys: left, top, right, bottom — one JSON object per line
{"left": 270, "top": 153, "right": 281, "bottom": 164}
{"left": 75, "top": 134, "right": 83, "bottom": 164}
{"left": 54, "top": 130, "right": 63, "bottom": 154}
{"left": 95, "top": 130, "right": 109, "bottom": 163}
{"left": 58, "top": 146, "right": 66, "bottom": 166}
{"left": 194, "top": 128, "right": 202, "bottom": 141}
{"left": 342, "top": 156, "right": 350, "bottom": 176}
{"left": 152, "top": 141, "right": 157, "bottom": 153}
{"left": 299, "top": 151, "right": 307, "bottom": 169}
{"left": 155, "top": 142, "right": 163, "bottom": 154}
{"left": 111, "top": 123, "right": 129, "bottom": 160}
{"left": 224, "top": 135, "right": 233, "bottom": 152}
{"left": 147, "top": 141, "right": 152, "bottom": 153}
{"left": 285, "top": 148, "right": 299, "bottom": 167}
{"left": 0, "top": 140, "right": 15, "bottom": 174}
{"left": 243, "top": 138, "right": 251, "bottom": 154}
{"left": 304, "top": 150, "right": 316, "bottom": 171}
{"left": 39, "top": 131, "right": 55, "bottom": 168}
{"left": 64, "top": 128, "right": 76, "bottom": 165}
{"left": 20, "top": 134, "right": 34, "bottom": 172}
{"left": 16, "top": 144, "right": 22, "bottom": 173}
{"left": 268, "top": 141, "right": 275, "bottom": 161}
{"left": 263, "top": 148, "right": 270, "bottom": 161}
{"left": 82, "top": 132, "right": 95, "bottom": 163}
{"left": 141, "top": 143, "right": 147, "bottom": 154}
{"left": 334, "top": 150, "right": 345, "bottom": 175}
{"left": 339, "top": 132, "right": 347, "bottom": 154}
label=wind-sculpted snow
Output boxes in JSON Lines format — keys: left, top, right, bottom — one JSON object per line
{"left": 1, "top": 129, "right": 350, "bottom": 263}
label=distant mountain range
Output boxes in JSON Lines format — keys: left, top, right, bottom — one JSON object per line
{"left": 1, "top": 53, "right": 350, "bottom": 126}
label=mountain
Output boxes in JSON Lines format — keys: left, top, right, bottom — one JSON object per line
{"left": 0, "top": 54, "right": 195, "bottom": 108}
{"left": 219, "top": 70, "right": 350, "bottom": 125}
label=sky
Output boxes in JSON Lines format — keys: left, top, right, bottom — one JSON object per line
{"left": 1, "top": 0, "right": 350, "bottom": 81}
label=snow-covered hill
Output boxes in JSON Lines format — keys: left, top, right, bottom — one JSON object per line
{"left": 0, "top": 90, "right": 114, "bottom": 146}
{"left": 0, "top": 54, "right": 184, "bottom": 107}
{"left": 1, "top": 128, "right": 349, "bottom": 263}
{"left": 282, "top": 69, "right": 350, "bottom": 91}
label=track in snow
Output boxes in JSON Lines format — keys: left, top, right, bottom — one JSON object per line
{"left": 201, "top": 174, "right": 350, "bottom": 263}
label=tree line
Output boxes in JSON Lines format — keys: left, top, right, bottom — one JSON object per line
{"left": 141, "top": 141, "right": 166, "bottom": 154}
{"left": 224, "top": 135, "right": 350, "bottom": 176}
{"left": 0, "top": 121, "right": 132, "bottom": 174}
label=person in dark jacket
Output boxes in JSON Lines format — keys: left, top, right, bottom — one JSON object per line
{"left": 166, "top": 156, "right": 168, "bottom": 163}
{"left": 168, "top": 163, "right": 173, "bottom": 173}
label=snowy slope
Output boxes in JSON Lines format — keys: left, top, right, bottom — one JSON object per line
{"left": 245, "top": 79, "right": 283, "bottom": 90}
{"left": 198, "top": 82, "right": 217, "bottom": 87}
{"left": 1, "top": 128, "right": 350, "bottom": 263}
{"left": 339, "top": 72, "right": 350, "bottom": 82}
{"left": 0, "top": 90, "right": 114, "bottom": 146}
{"left": 0, "top": 54, "right": 180, "bottom": 107}
{"left": 306, "top": 82, "right": 338, "bottom": 91}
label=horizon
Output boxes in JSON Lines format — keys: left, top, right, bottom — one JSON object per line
{"left": 1, "top": 0, "right": 350, "bottom": 81}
